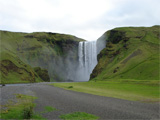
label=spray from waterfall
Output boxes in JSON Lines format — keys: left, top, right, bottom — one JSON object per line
{"left": 49, "top": 39, "right": 106, "bottom": 82}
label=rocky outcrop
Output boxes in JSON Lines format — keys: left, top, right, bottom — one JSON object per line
{"left": 34, "top": 67, "right": 50, "bottom": 82}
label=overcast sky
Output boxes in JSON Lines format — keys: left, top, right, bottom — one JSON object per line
{"left": 0, "top": 0, "right": 159, "bottom": 40}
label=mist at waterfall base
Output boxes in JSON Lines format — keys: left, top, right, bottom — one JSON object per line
{"left": 48, "top": 39, "right": 106, "bottom": 82}
{"left": 67, "top": 40, "right": 105, "bottom": 81}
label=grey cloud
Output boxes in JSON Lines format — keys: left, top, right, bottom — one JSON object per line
{"left": 0, "top": 0, "right": 159, "bottom": 40}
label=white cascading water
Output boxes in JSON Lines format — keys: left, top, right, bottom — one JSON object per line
{"left": 78, "top": 41, "right": 97, "bottom": 81}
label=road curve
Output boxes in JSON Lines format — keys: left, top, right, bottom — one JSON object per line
{"left": 1, "top": 83, "right": 159, "bottom": 119}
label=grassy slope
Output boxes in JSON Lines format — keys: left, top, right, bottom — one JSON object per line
{"left": 0, "top": 31, "right": 84, "bottom": 64}
{"left": 91, "top": 26, "right": 160, "bottom": 81}
{"left": 0, "top": 51, "right": 42, "bottom": 84}
{"left": 0, "top": 30, "right": 84, "bottom": 83}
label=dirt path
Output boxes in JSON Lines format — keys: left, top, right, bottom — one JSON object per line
{"left": 1, "top": 83, "right": 159, "bottom": 119}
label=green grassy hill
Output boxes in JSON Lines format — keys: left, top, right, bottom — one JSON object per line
{"left": 90, "top": 25, "right": 160, "bottom": 81}
{"left": 0, "top": 51, "right": 43, "bottom": 84}
{"left": 0, "top": 31, "right": 84, "bottom": 83}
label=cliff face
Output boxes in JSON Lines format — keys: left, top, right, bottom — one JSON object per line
{"left": 0, "top": 31, "right": 85, "bottom": 83}
{"left": 90, "top": 26, "right": 160, "bottom": 80}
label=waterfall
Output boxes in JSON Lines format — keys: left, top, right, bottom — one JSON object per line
{"left": 78, "top": 41, "right": 97, "bottom": 81}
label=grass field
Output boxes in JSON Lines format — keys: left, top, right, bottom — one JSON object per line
{"left": 59, "top": 112, "right": 99, "bottom": 120}
{"left": 52, "top": 80, "right": 160, "bottom": 102}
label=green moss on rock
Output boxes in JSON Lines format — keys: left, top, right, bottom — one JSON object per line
{"left": 34, "top": 67, "right": 50, "bottom": 82}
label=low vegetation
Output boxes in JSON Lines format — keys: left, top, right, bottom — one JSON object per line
{"left": 59, "top": 112, "right": 99, "bottom": 120}
{"left": 40, "top": 106, "right": 58, "bottom": 114}
{"left": 52, "top": 80, "right": 160, "bottom": 102}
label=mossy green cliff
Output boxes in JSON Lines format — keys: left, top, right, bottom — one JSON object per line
{"left": 0, "top": 51, "right": 42, "bottom": 84}
{"left": 0, "top": 31, "right": 85, "bottom": 83}
{"left": 90, "top": 25, "right": 160, "bottom": 81}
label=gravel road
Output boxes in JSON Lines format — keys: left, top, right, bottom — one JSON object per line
{"left": 0, "top": 83, "right": 159, "bottom": 120}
